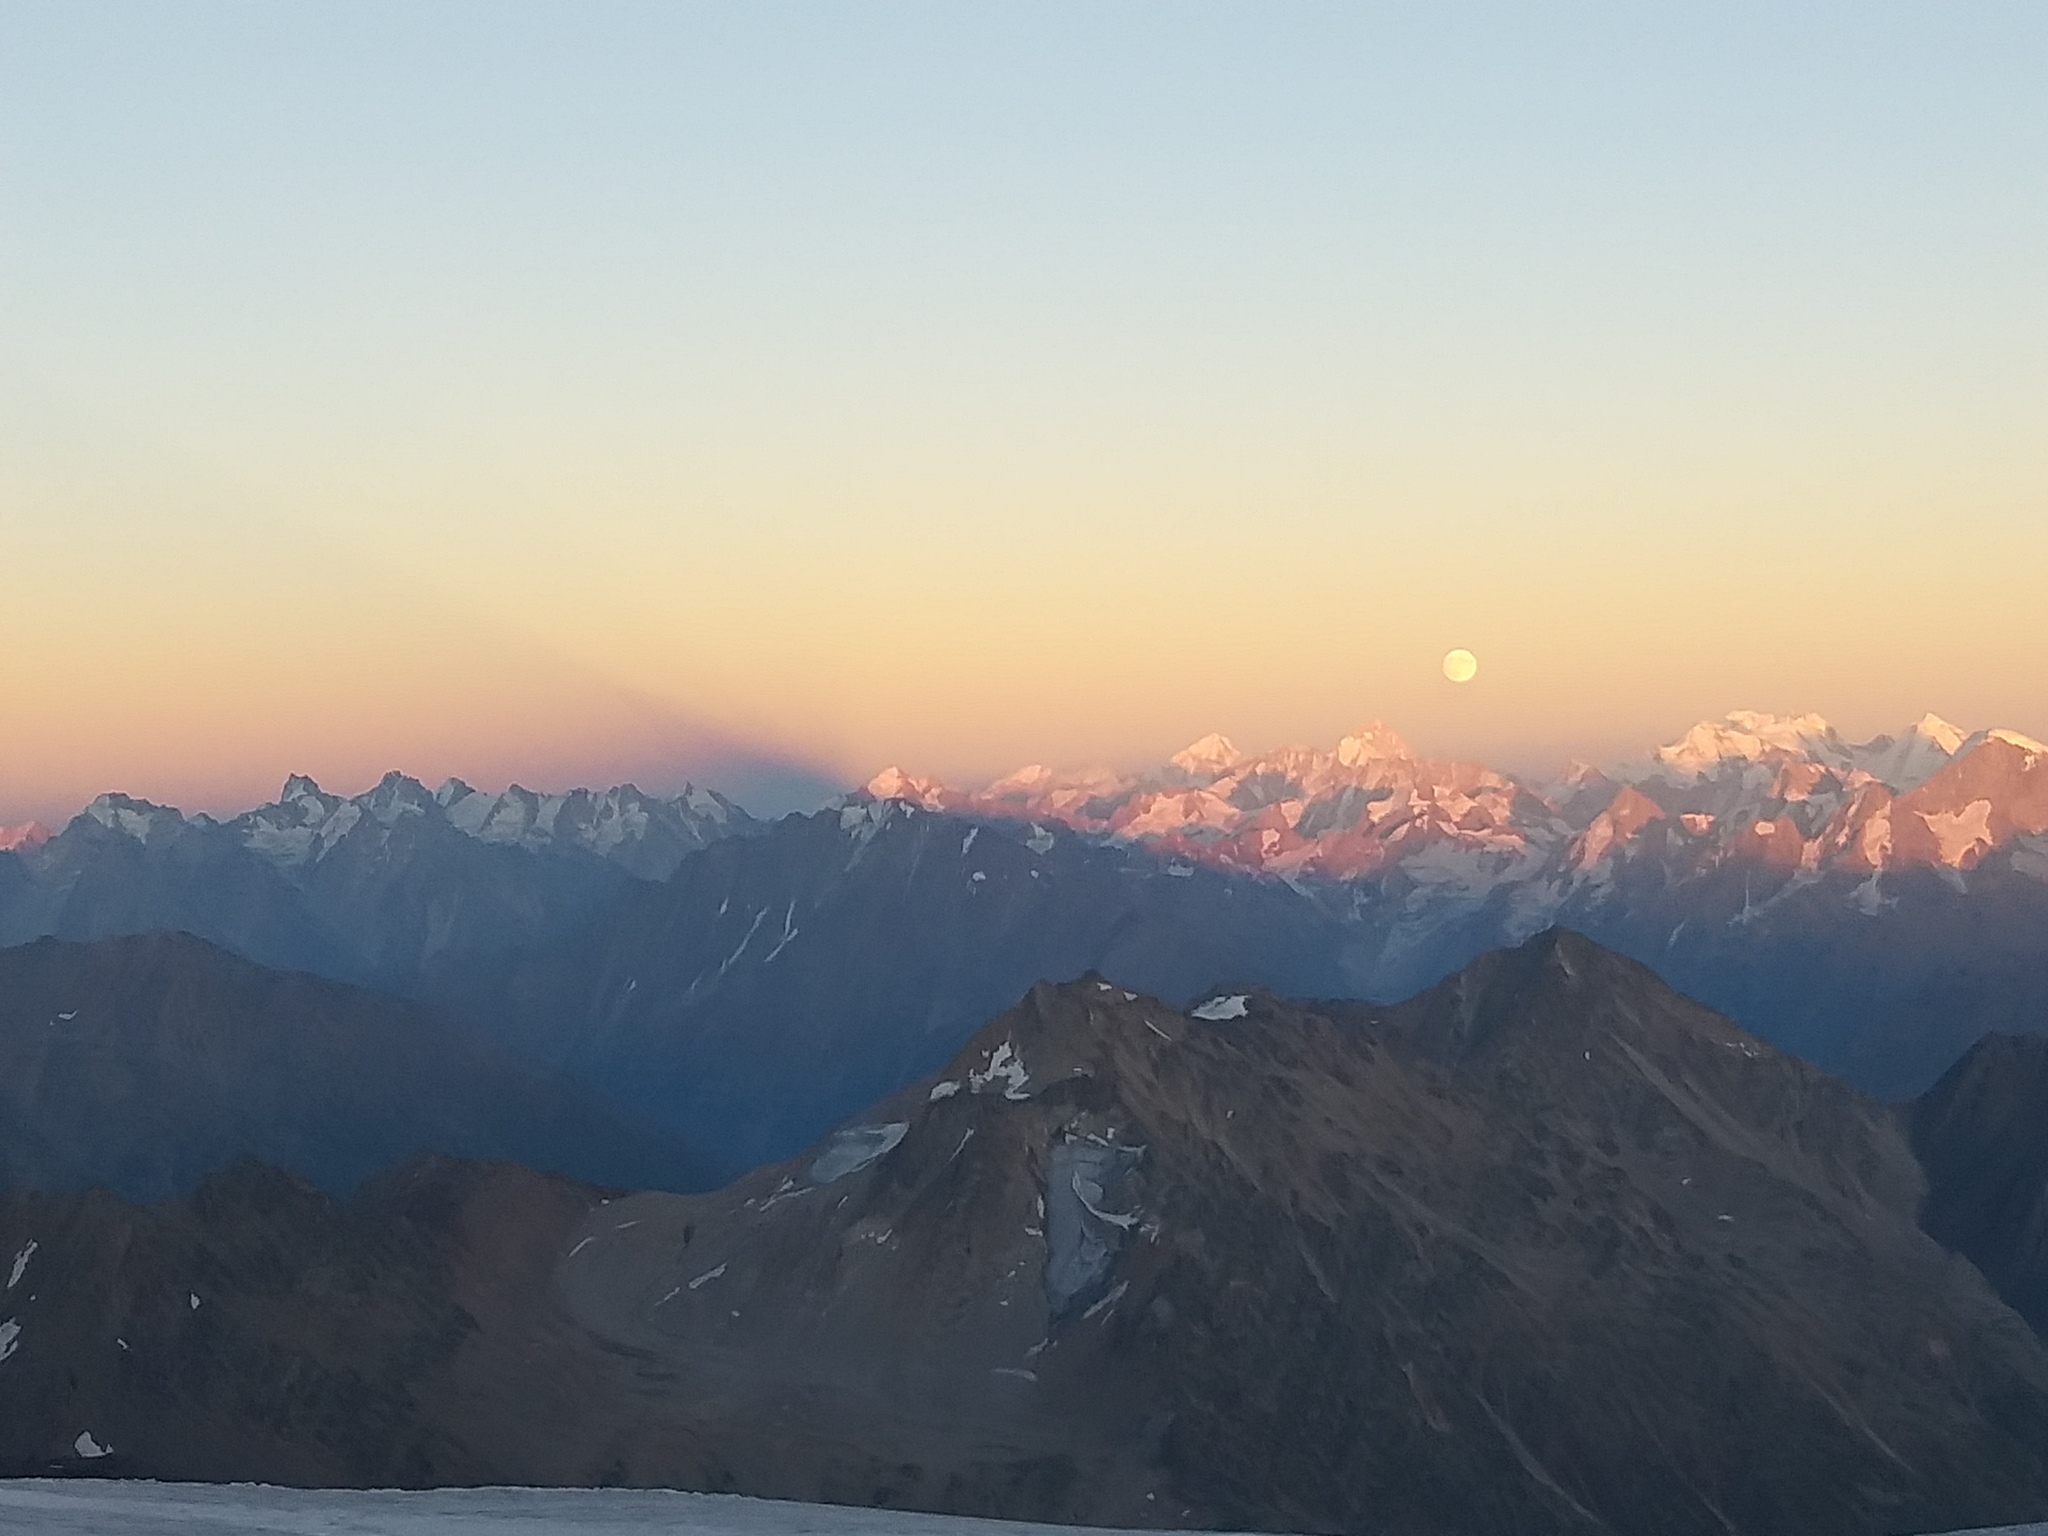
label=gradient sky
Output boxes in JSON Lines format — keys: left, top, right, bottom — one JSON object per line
{"left": 3, "top": 3, "right": 2044, "bottom": 823}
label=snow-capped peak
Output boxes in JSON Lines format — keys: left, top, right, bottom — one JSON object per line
{"left": 983, "top": 764, "right": 1058, "bottom": 797}
{"left": 1911, "top": 713, "right": 1967, "bottom": 755}
{"left": 1336, "top": 722, "right": 1413, "bottom": 768}
{"left": 81, "top": 794, "right": 184, "bottom": 845}
{"left": 427, "top": 779, "right": 753, "bottom": 871}
{"left": 678, "top": 784, "right": 738, "bottom": 823}
{"left": 280, "top": 774, "right": 325, "bottom": 803}
{"left": 863, "top": 767, "right": 954, "bottom": 811}
{"left": 1652, "top": 712, "right": 1841, "bottom": 779}
{"left": 230, "top": 771, "right": 756, "bottom": 877}
{"left": 1939, "top": 728, "right": 2048, "bottom": 776}
{"left": 362, "top": 772, "right": 436, "bottom": 825}
{"left": 1169, "top": 733, "right": 1241, "bottom": 777}
{"left": 1987, "top": 728, "right": 2048, "bottom": 757}
{"left": 0, "top": 821, "right": 49, "bottom": 854}
{"left": 434, "top": 777, "right": 476, "bottom": 808}
{"left": 865, "top": 766, "right": 911, "bottom": 797}
{"left": 1639, "top": 710, "right": 1979, "bottom": 792}
{"left": 1853, "top": 714, "right": 1965, "bottom": 791}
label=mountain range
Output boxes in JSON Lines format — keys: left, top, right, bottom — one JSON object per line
{"left": 453, "top": 712, "right": 2048, "bottom": 1168}
{"left": 4, "top": 710, "right": 2048, "bottom": 1174}
{"left": 0, "top": 773, "right": 757, "bottom": 999}
{"left": 4, "top": 934, "right": 2046, "bottom": 1535}
{"left": 473, "top": 798, "right": 1379, "bottom": 1172}
{"left": 870, "top": 710, "right": 2048, "bottom": 883}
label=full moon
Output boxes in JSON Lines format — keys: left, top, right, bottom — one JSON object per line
{"left": 1442, "top": 648, "right": 1479, "bottom": 684}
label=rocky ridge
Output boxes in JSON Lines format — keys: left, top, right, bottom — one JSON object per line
{"left": 237, "top": 772, "right": 753, "bottom": 882}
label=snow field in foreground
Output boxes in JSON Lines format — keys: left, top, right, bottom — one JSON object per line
{"left": 1, "top": 1481, "right": 1149, "bottom": 1536}
{"left": 0, "top": 1482, "right": 2041, "bottom": 1536}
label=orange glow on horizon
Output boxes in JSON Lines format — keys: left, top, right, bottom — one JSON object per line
{"left": 4, "top": 8, "right": 2043, "bottom": 825}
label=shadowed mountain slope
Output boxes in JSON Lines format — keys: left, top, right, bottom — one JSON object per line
{"left": 1913, "top": 1033, "right": 2048, "bottom": 1338}
{"left": 559, "top": 930, "right": 2048, "bottom": 1534}
{"left": 0, "top": 774, "right": 757, "bottom": 1003}
{"left": 0, "top": 804, "right": 349, "bottom": 976}
{"left": 1544, "top": 854, "right": 2048, "bottom": 1102}
{"left": 477, "top": 800, "right": 1383, "bottom": 1171}
{"left": 13, "top": 741, "right": 2048, "bottom": 1163}
{"left": 0, "top": 1157, "right": 604, "bottom": 1486}
{"left": 0, "top": 933, "right": 716, "bottom": 1199}
{"left": 4, "top": 933, "right": 2044, "bottom": 1535}
{"left": 465, "top": 798, "right": 2048, "bottom": 1182}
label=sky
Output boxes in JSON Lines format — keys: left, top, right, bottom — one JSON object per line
{"left": 3, "top": 2, "right": 2044, "bottom": 824}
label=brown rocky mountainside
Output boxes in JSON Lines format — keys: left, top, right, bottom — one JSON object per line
{"left": 3, "top": 931, "right": 2045, "bottom": 1535}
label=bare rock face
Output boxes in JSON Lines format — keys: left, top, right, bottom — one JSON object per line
{"left": 5, "top": 933, "right": 2043, "bottom": 1535}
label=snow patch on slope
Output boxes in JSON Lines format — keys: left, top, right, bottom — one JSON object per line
{"left": 969, "top": 1041, "right": 1032, "bottom": 1099}
{"left": 1921, "top": 801, "right": 1997, "bottom": 867}
{"left": 808, "top": 1122, "right": 910, "bottom": 1184}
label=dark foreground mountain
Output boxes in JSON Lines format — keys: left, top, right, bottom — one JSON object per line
{"left": 1913, "top": 1033, "right": 2048, "bottom": 1338}
{"left": 0, "top": 933, "right": 715, "bottom": 1199}
{"left": 4, "top": 932, "right": 2044, "bottom": 1535}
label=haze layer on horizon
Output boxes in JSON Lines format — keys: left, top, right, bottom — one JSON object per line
{"left": 3, "top": 3, "right": 2044, "bottom": 825}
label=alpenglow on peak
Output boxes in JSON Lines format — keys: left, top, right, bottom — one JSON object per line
{"left": 1169, "top": 733, "right": 1241, "bottom": 776}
